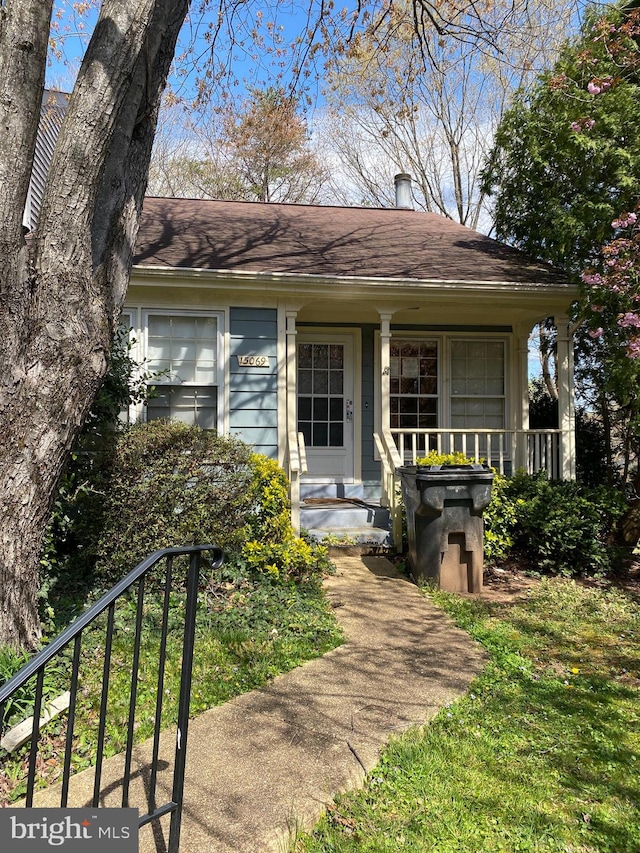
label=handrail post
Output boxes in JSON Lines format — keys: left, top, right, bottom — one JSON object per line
{"left": 290, "top": 463, "right": 301, "bottom": 537}
{"left": 168, "top": 550, "right": 202, "bottom": 853}
{"left": 557, "top": 315, "right": 576, "bottom": 480}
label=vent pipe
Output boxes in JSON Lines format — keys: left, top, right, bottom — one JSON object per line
{"left": 394, "top": 172, "right": 413, "bottom": 210}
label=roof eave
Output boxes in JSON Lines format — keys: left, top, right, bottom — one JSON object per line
{"left": 131, "top": 264, "right": 575, "bottom": 298}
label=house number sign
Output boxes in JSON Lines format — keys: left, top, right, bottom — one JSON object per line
{"left": 237, "top": 355, "right": 270, "bottom": 367}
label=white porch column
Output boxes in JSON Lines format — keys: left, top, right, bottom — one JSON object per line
{"left": 515, "top": 323, "right": 531, "bottom": 472}
{"left": 285, "top": 311, "right": 298, "bottom": 438}
{"left": 285, "top": 311, "right": 300, "bottom": 533}
{"left": 379, "top": 312, "right": 393, "bottom": 434}
{"left": 556, "top": 315, "right": 576, "bottom": 480}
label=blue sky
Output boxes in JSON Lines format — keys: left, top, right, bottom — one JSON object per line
{"left": 46, "top": 1, "right": 335, "bottom": 107}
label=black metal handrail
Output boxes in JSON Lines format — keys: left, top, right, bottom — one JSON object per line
{"left": 0, "top": 544, "right": 223, "bottom": 853}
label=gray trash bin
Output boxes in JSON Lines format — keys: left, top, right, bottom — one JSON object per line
{"left": 398, "top": 464, "right": 494, "bottom": 593}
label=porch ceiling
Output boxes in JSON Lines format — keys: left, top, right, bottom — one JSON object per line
{"left": 293, "top": 290, "right": 571, "bottom": 327}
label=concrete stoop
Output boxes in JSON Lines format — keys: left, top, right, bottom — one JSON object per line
{"left": 300, "top": 484, "right": 394, "bottom": 550}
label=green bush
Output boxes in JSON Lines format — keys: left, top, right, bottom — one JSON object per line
{"left": 484, "top": 471, "right": 626, "bottom": 576}
{"left": 406, "top": 452, "right": 624, "bottom": 576}
{"left": 56, "top": 421, "right": 329, "bottom": 589}
{"left": 482, "top": 474, "right": 519, "bottom": 565}
{"left": 416, "top": 451, "right": 479, "bottom": 466}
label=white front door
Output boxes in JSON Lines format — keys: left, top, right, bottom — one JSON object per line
{"left": 297, "top": 333, "right": 355, "bottom": 481}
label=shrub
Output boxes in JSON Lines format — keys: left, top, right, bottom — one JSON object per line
{"left": 482, "top": 474, "right": 519, "bottom": 565}
{"left": 484, "top": 471, "right": 626, "bottom": 576}
{"left": 416, "top": 451, "right": 479, "bottom": 466}
{"left": 243, "top": 454, "right": 293, "bottom": 543}
{"left": 406, "top": 449, "right": 624, "bottom": 576}
{"left": 55, "top": 421, "right": 329, "bottom": 589}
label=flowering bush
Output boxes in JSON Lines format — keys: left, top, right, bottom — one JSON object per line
{"left": 582, "top": 211, "right": 640, "bottom": 358}
{"left": 415, "top": 451, "right": 481, "bottom": 466}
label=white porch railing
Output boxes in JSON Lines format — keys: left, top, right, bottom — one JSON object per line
{"left": 286, "top": 430, "right": 307, "bottom": 536}
{"left": 376, "top": 427, "right": 566, "bottom": 553}
{"left": 286, "top": 427, "right": 565, "bottom": 546}
{"left": 390, "top": 428, "right": 563, "bottom": 479}
{"left": 375, "top": 429, "right": 404, "bottom": 551}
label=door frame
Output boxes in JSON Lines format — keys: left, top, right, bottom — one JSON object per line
{"left": 297, "top": 327, "right": 362, "bottom": 484}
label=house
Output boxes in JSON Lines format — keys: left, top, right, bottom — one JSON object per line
{"left": 126, "top": 181, "right": 577, "bottom": 546}
{"left": 24, "top": 94, "right": 577, "bottom": 546}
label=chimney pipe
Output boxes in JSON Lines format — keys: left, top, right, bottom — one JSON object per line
{"left": 394, "top": 172, "right": 413, "bottom": 210}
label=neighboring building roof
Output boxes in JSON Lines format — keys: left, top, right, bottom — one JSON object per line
{"left": 134, "top": 196, "right": 566, "bottom": 286}
{"left": 23, "top": 89, "right": 69, "bottom": 232}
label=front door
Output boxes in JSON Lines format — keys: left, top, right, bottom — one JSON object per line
{"left": 297, "top": 333, "right": 355, "bottom": 481}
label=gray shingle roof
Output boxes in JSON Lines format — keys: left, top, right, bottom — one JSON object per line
{"left": 134, "top": 196, "right": 566, "bottom": 286}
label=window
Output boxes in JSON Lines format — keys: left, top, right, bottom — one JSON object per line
{"left": 297, "top": 342, "right": 345, "bottom": 447}
{"left": 450, "top": 340, "right": 505, "bottom": 430}
{"left": 387, "top": 336, "right": 507, "bottom": 461}
{"left": 389, "top": 339, "right": 438, "bottom": 430}
{"left": 144, "top": 313, "right": 220, "bottom": 429}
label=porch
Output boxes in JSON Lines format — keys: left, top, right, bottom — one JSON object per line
{"left": 283, "top": 310, "right": 576, "bottom": 550}
{"left": 288, "top": 422, "right": 573, "bottom": 551}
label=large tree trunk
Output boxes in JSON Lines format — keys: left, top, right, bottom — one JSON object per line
{"left": 0, "top": 0, "right": 190, "bottom": 648}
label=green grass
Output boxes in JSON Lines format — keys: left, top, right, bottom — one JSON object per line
{"left": 0, "top": 567, "right": 342, "bottom": 804}
{"left": 296, "top": 579, "right": 640, "bottom": 853}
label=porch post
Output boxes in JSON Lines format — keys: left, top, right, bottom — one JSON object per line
{"left": 378, "top": 311, "right": 402, "bottom": 547}
{"left": 379, "top": 313, "right": 393, "bottom": 433}
{"left": 556, "top": 315, "right": 576, "bottom": 480}
{"left": 515, "top": 323, "right": 531, "bottom": 473}
{"left": 285, "top": 311, "right": 301, "bottom": 534}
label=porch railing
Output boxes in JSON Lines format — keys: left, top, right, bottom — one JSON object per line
{"left": 0, "top": 545, "right": 223, "bottom": 853}
{"left": 287, "top": 430, "right": 308, "bottom": 536}
{"left": 390, "top": 428, "right": 563, "bottom": 479}
{"left": 375, "top": 428, "right": 565, "bottom": 553}
{"left": 375, "top": 429, "right": 404, "bottom": 552}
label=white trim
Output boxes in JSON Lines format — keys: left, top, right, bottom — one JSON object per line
{"left": 138, "top": 307, "right": 227, "bottom": 433}
{"left": 118, "top": 309, "right": 136, "bottom": 425}
{"left": 132, "top": 264, "right": 576, "bottom": 299}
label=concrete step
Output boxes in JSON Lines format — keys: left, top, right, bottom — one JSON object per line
{"left": 300, "top": 500, "right": 393, "bottom": 548}
{"left": 300, "top": 482, "right": 366, "bottom": 501}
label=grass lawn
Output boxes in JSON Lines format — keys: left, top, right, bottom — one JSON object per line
{"left": 296, "top": 576, "right": 640, "bottom": 853}
{"left": 0, "top": 566, "right": 342, "bottom": 804}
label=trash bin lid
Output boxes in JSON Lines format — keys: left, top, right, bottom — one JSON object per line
{"left": 414, "top": 463, "right": 494, "bottom": 483}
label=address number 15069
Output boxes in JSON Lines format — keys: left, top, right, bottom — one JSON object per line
{"left": 237, "top": 355, "right": 270, "bottom": 367}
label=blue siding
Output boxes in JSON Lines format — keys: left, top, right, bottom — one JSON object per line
{"left": 229, "top": 408, "right": 278, "bottom": 427}
{"left": 230, "top": 427, "right": 279, "bottom": 457}
{"left": 228, "top": 308, "right": 279, "bottom": 458}
{"left": 229, "top": 373, "right": 277, "bottom": 393}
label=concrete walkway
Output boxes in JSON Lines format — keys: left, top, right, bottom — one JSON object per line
{"left": 34, "top": 555, "right": 487, "bottom": 852}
